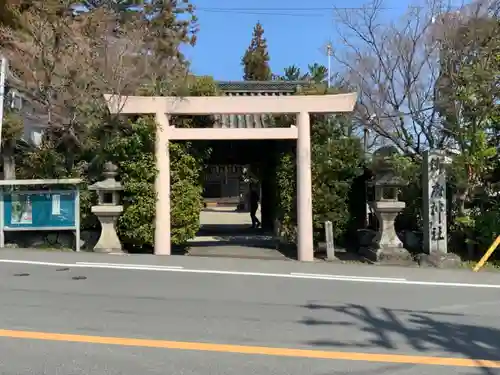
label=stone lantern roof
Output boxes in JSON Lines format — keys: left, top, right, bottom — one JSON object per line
{"left": 371, "top": 172, "right": 408, "bottom": 187}
{"left": 369, "top": 145, "right": 408, "bottom": 187}
{"left": 89, "top": 162, "right": 123, "bottom": 192}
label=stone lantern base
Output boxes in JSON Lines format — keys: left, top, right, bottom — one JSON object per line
{"left": 359, "top": 200, "right": 413, "bottom": 263}
{"left": 92, "top": 205, "right": 124, "bottom": 253}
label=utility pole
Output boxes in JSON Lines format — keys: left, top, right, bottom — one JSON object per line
{"left": 364, "top": 114, "right": 376, "bottom": 228}
{"left": 0, "top": 55, "right": 7, "bottom": 153}
{"left": 326, "top": 42, "right": 333, "bottom": 88}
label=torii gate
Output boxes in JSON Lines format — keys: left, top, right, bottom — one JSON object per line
{"left": 104, "top": 92, "right": 357, "bottom": 261}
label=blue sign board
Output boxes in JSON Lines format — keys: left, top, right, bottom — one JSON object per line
{"left": 3, "top": 190, "right": 77, "bottom": 229}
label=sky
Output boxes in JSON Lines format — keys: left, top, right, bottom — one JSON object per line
{"left": 184, "top": 0, "right": 416, "bottom": 81}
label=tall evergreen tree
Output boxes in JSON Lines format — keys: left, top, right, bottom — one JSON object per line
{"left": 241, "top": 21, "right": 271, "bottom": 81}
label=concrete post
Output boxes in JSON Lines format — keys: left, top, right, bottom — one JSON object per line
{"left": 296, "top": 111, "right": 314, "bottom": 261}
{"left": 155, "top": 113, "right": 171, "bottom": 255}
{"left": 325, "top": 220, "right": 335, "bottom": 260}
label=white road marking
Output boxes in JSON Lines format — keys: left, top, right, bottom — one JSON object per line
{"left": 0, "top": 258, "right": 500, "bottom": 289}
{"left": 76, "top": 262, "right": 184, "bottom": 270}
{"left": 0, "top": 259, "right": 183, "bottom": 271}
{"left": 291, "top": 272, "right": 406, "bottom": 281}
{"left": 0, "top": 259, "right": 72, "bottom": 267}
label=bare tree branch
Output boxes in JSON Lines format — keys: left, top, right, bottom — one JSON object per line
{"left": 332, "top": 0, "right": 451, "bottom": 155}
{"left": 0, "top": 3, "right": 188, "bottom": 144}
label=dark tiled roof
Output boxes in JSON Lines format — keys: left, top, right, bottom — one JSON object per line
{"left": 216, "top": 80, "right": 310, "bottom": 93}
{"left": 213, "top": 112, "right": 274, "bottom": 129}
{"left": 213, "top": 80, "right": 309, "bottom": 128}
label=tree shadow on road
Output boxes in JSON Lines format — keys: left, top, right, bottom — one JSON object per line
{"left": 299, "top": 303, "right": 500, "bottom": 375}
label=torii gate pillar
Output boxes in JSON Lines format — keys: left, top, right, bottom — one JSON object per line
{"left": 296, "top": 112, "right": 314, "bottom": 261}
{"left": 155, "top": 112, "right": 171, "bottom": 255}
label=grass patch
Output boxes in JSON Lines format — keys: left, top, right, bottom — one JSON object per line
{"left": 460, "top": 259, "right": 500, "bottom": 271}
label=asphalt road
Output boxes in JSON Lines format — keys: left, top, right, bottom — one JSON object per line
{"left": 1, "top": 250, "right": 500, "bottom": 374}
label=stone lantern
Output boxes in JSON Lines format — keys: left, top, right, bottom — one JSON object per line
{"left": 362, "top": 147, "right": 411, "bottom": 262}
{"left": 89, "top": 162, "right": 124, "bottom": 253}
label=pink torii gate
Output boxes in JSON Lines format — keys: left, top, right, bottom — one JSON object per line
{"left": 104, "top": 92, "right": 357, "bottom": 261}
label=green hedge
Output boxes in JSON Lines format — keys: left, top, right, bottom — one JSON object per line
{"left": 105, "top": 116, "right": 205, "bottom": 250}
{"left": 276, "top": 116, "right": 364, "bottom": 245}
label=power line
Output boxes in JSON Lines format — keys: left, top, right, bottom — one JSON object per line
{"left": 196, "top": 7, "right": 391, "bottom": 11}
{"left": 195, "top": 6, "right": 399, "bottom": 18}
{"left": 194, "top": 5, "right": 445, "bottom": 18}
{"left": 196, "top": 9, "right": 326, "bottom": 17}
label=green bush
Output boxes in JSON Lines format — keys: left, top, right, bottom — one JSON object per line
{"left": 311, "top": 134, "right": 363, "bottom": 241}
{"left": 170, "top": 142, "right": 204, "bottom": 243}
{"left": 105, "top": 116, "right": 204, "bottom": 250}
{"left": 276, "top": 116, "right": 364, "bottom": 244}
{"left": 276, "top": 152, "right": 297, "bottom": 242}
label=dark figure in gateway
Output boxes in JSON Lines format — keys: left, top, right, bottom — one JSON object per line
{"left": 249, "top": 188, "right": 261, "bottom": 229}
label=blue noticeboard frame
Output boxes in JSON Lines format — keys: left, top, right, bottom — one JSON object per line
{"left": 0, "top": 179, "right": 81, "bottom": 251}
{"left": 3, "top": 191, "right": 77, "bottom": 228}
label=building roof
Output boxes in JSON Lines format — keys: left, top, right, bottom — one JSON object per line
{"left": 216, "top": 80, "right": 309, "bottom": 93}
{"left": 213, "top": 80, "right": 310, "bottom": 128}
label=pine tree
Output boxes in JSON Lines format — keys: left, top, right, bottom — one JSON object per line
{"left": 242, "top": 22, "right": 271, "bottom": 81}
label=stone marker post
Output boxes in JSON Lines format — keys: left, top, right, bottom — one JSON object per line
{"left": 89, "top": 162, "right": 124, "bottom": 253}
{"left": 324, "top": 221, "right": 335, "bottom": 260}
{"left": 422, "top": 150, "right": 447, "bottom": 254}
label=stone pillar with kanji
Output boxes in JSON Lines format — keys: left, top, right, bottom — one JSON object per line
{"left": 419, "top": 150, "right": 461, "bottom": 267}
{"left": 422, "top": 150, "right": 448, "bottom": 254}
